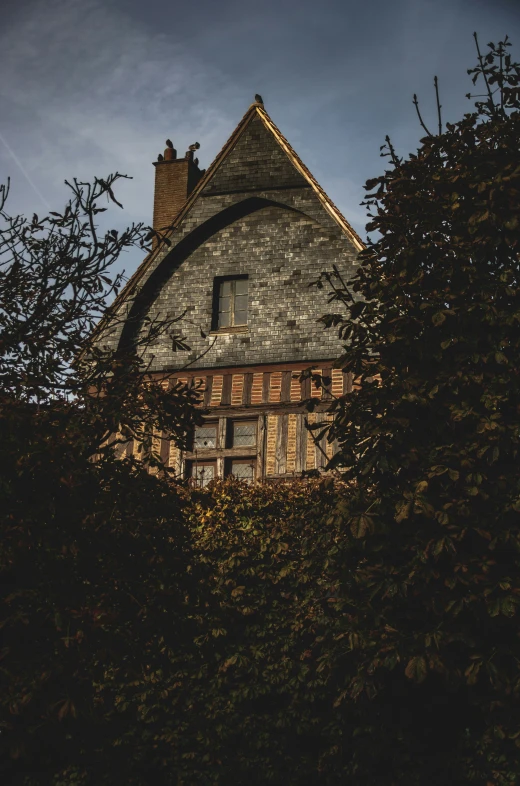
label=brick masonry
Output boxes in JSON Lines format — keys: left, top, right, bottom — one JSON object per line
{"left": 152, "top": 153, "right": 203, "bottom": 239}
{"left": 161, "top": 364, "right": 352, "bottom": 409}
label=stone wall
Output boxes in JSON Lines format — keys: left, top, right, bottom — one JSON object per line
{"left": 99, "top": 113, "right": 362, "bottom": 374}
{"left": 138, "top": 203, "right": 359, "bottom": 370}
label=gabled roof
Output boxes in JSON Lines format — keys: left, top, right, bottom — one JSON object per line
{"left": 96, "top": 102, "right": 365, "bottom": 333}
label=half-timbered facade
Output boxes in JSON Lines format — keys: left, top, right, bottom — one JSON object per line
{"left": 100, "top": 98, "right": 364, "bottom": 483}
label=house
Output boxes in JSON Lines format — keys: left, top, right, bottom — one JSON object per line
{"left": 100, "top": 98, "right": 364, "bottom": 484}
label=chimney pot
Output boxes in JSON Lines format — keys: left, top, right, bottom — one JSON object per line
{"left": 152, "top": 139, "right": 203, "bottom": 247}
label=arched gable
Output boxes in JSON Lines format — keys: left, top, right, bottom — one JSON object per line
{"left": 120, "top": 196, "right": 306, "bottom": 351}
{"left": 126, "top": 198, "right": 353, "bottom": 371}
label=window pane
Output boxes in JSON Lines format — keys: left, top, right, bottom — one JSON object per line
{"left": 215, "top": 278, "right": 249, "bottom": 329}
{"left": 193, "top": 464, "right": 215, "bottom": 487}
{"left": 220, "top": 280, "right": 232, "bottom": 296}
{"left": 233, "top": 422, "right": 256, "bottom": 446}
{"left": 234, "top": 294, "right": 248, "bottom": 311}
{"left": 218, "top": 310, "right": 230, "bottom": 328}
{"left": 235, "top": 279, "right": 248, "bottom": 295}
{"left": 231, "top": 462, "right": 254, "bottom": 483}
{"left": 194, "top": 425, "right": 217, "bottom": 449}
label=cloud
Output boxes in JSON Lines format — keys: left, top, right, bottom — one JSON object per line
{"left": 0, "top": 0, "right": 373, "bottom": 278}
{"left": 0, "top": 0, "right": 236, "bottom": 227}
{"left": 1, "top": 0, "right": 516, "bottom": 268}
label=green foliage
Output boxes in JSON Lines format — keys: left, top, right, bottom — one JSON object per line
{"left": 95, "top": 477, "right": 359, "bottom": 786}
{"left": 310, "top": 34, "right": 520, "bottom": 785}
{"left": 0, "top": 176, "right": 201, "bottom": 784}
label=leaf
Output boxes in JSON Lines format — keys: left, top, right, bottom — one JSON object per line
{"left": 405, "top": 656, "right": 428, "bottom": 683}
{"left": 106, "top": 185, "right": 123, "bottom": 208}
{"left": 221, "top": 654, "right": 238, "bottom": 670}
{"left": 350, "top": 514, "right": 372, "bottom": 538}
{"left": 432, "top": 311, "right": 446, "bottom": 326}
{"left": 501, "top": 597, "right": 517, "bottom": 617}
{"left": 171, "top": 335, "right": 190, "bottom": 352}
{"left": 464, "top": 660, "right": 482, "bottom": 685}
{"left": 365, "top": 177, "right": 381, "bottom": 191}
{"left": 487, "top": 599, "right": 501, "bottom": 617}
{"left": 58, "top": 699, "right": 76, "bottom": 720}
{"left": 504, "top": 216, "right": 518, "bottom": 230}
{"left": 433, "top": 538, "right": 446, "bottom": 556}
{"left": 395, "top": 499, "right": 412, "bottom": 523}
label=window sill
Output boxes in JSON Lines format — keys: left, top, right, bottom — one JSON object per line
{"left": 210, "top": 326, "right": 249, "bottom": 335}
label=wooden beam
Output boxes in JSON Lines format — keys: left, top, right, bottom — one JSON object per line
{"left": 243, "top": 372, "right": 253, "bottom": 405}
{"left": 281, "top": 370, "right": 291, "bottom": 402}
{"left": 184, "top": 446, "right": 257, "bottom": 460}
{"left": 160, "top": 433, "right": 170, "bottom": 465}
{"left": 275, "top": 413, "right": 289, "bottom": 475}
{"left": 295, "top": 414, "right": 307, "bottom": 474}
{"left": 257, "top": 413, "right": 268, "bottom": 481}
{"left": 262, "top": 371, "right": 270, "bottom": 403}
{"left": 203, "top": 374, "right": 213, "bottom": 407}
{"left": 315, "top": 413, "right": 328, "bottom": 469}
{"left": 150, "top": 358, "right": 338, "bottom": 377}
{"left": 218, "top": 417, "right": 227, "bottom": 451}
{"left": 322, "top": 366, "right": 332, "bottom": 400}
{"left": 217, "top": 417, "right": 227, "bottom": 478}
{"left": 221, "top": 374, "right": 232, "bottom": 406}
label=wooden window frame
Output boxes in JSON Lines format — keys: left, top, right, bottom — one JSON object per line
{"left": 187, "top": 459, "right": 217, "bottom": 488}
{"left": 228, "top": 418, "right": 258, "bottom": 449}
{"left": 184, "top": 415, "right": 260, "bottom": 483}
{"left": 225, "top": 457, "right": 256, "bottom": 483}
{"left": 192, "top": 421, "right": 219, "bottom": 451}
{"left": 211, "top": 274, "right": 249, "bottom": 331}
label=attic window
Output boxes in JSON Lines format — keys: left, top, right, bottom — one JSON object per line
{"left": 213, "top": 276, "right": 248, "bottom": 330}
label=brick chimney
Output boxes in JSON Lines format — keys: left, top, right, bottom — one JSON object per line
{"left": 152, "top": 141, "right": 203, "bottom": 245}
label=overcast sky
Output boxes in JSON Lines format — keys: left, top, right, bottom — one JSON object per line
{"left": 1, "top": 0, "right": 518, "bottom": 278}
